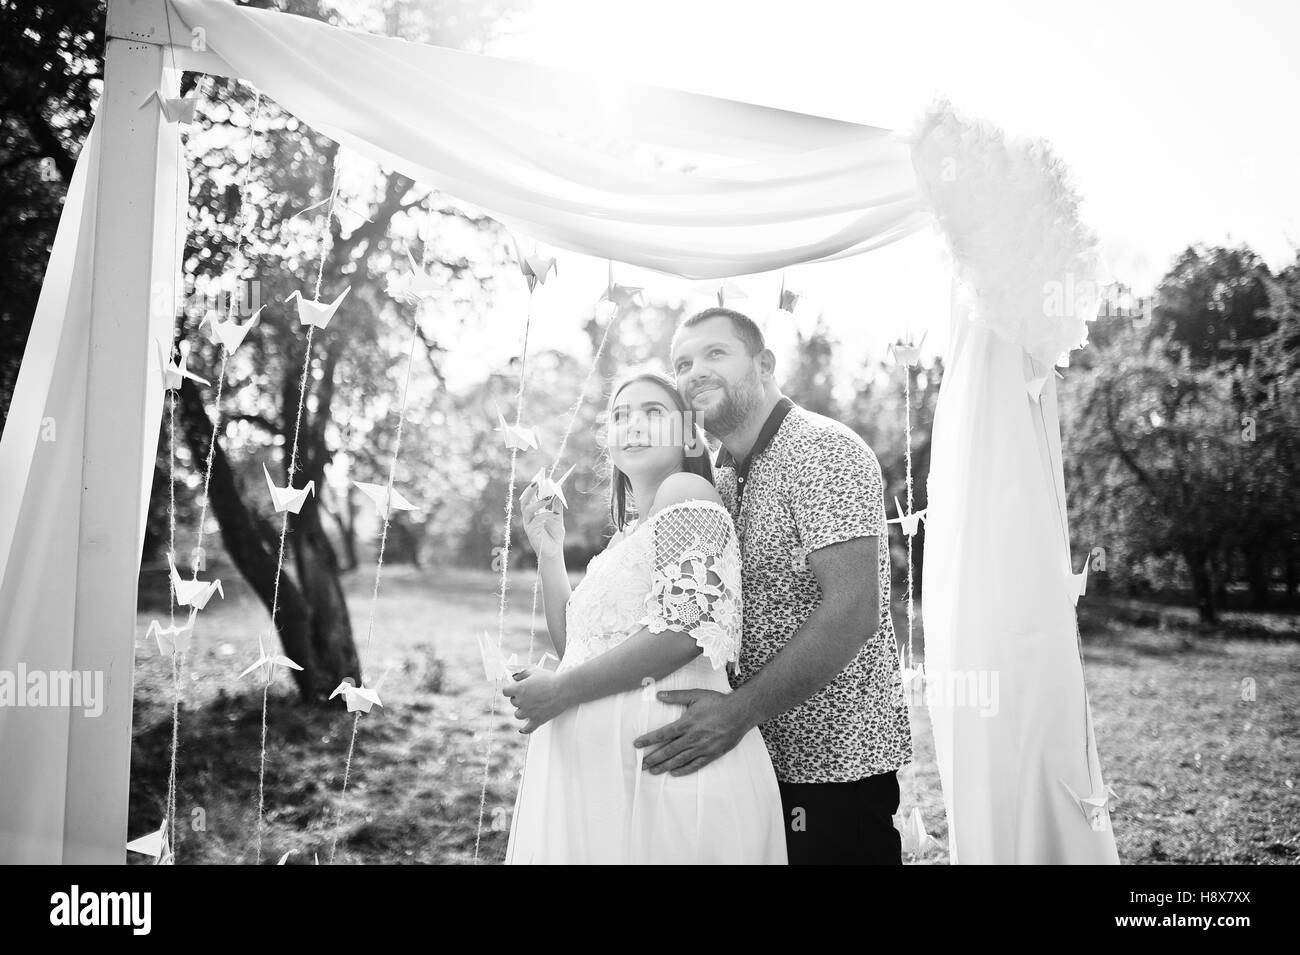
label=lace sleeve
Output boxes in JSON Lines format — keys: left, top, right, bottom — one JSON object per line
{"left": 638, "top": 503, "right": 742, "bottom": 669}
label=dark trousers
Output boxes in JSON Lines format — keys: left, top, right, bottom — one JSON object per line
{"left": 777, "top": 771, "right": 902, "bottom": 865}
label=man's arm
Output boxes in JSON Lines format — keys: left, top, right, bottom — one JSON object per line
{"left": 726, "top": 536, "right": 879, "bottom": 728}
{"left": 635, "top": 536, "right": 880, "bottom": 775}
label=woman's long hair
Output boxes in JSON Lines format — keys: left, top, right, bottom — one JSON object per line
{"left": 605, "top": 368, "right": 713, "bottom": 531}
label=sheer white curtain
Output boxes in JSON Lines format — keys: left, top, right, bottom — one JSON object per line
{"left": 168, "top": 0, "right": 931, "bottom": 278}
{"left": 923, "top": 281, "right": 1119, "bottom": 863}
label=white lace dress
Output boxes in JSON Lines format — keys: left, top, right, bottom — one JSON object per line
{"left": 505, "top": 500, "right": 788, "bottom": 864}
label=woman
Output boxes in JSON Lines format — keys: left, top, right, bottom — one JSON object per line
{"left": 502, "top": 369, "right": 787, "bottom": 864}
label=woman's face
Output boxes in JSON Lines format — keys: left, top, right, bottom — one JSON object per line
{"left": 607, "top": 379, "right": 685, "bottom": 483}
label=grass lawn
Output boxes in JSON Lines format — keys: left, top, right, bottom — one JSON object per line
{"left": 128, "top": 555, "right": 1300, "bottom": 865}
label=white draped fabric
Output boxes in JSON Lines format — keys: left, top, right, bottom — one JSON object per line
{"left": 922, "top": 284, "right": 1120, "bottom": 863}
{"left": 169, "top": 0, "right": 931, "bottom": 279}
{"left": 0, "top": 0, "right": 1116, "bottom": 864}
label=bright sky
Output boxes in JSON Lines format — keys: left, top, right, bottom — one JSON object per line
{"left": 438, "top": 0, "right": 1300, "bottom": 387}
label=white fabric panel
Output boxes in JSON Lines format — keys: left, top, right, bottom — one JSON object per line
{"left": 0, "top": 119, "right": 100, "bottom": 863}
{"left": 923, "top": 282, "right": 1119, "bottom": 863}
{"left": 168, "top": 0, "right": 932, "bottom": 278}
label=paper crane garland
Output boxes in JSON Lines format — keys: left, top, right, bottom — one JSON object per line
{"left": 329, "top": 677, "right": 384, "bottom": 714}
{"left": 528, "top": 464, "right": 576, "bottom": 511}
{"left": 888, "top": 330, "right": 927, "bottom": 368}
{"left": 495, "top": 412, "right": 539, "bottom": 452}
{"left": 886, "top": 496, "right": 927, "bottom": 538}
{"left": 140, "top": 89, "right": 200, "bottom": 127}
{"left": 715, "top": 280, "right": 748, "bottom": 307}
{"left": 1069, "top": 553, "right": 1090, "bottom": 605}
{"left": 597, "top": 260, "right": 644, "bottom": 319}
{"left": 899, "top": 806, "right": 933, "bottom": 856}
{"left": 353, "top": 481, "right": 417, "bottom": 518}
{"left": 239, "top": 631, "right": 304, "bottom": 685}
{"left": 146, "top": 609, "right": 198, "bottom": 656}
{"left": 477, "top": 631, "right": 525, "bottom": 683}
{"left": 199, "top": 306, "right": 263, "bottom": 353}
{"left": 511, "top": 237, "right": 556, "bottom": 293}
{"left": 777, "top": 274, "right": 799, "bottom": 313}
{"left": 156, "top": 338, "right": 210, "bottom": 391}
{"left": 285, "top": 287, "right": 350, "bottom": 329}
{"left": 290, "top": 196, "right": 373, "bottom": 235}
{"left": 126, "top": 820, "right": 174, "bottom": 863}
{"left": 167, "top": 552, "right": 223, "bottom": 610}
{"left": 1060, "top": 779, "right": 1118, "bottom": 832}
{"left": 387, "top": 250, "right": 441, "bottom": 302}
{"left": 1025, "top": 356, "right": 1066, "bottom": 402}
{"left": 264, "top": 464, "right": 316, "bottom": 514}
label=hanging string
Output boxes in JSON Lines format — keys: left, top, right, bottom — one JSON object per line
{"left": 253, "top": 149, "right": 345, "bottom": 864}
{"left": 191, "top": 88, "right": 265, "bottom": 578}
{"left": 525, "top": 281, "right": 623, "bottom": 660}
{"left": 328, "top": 225, "right": 430, "bottom": 864}
{"left": 473, "top": 287, "right": 538, "bottom": 864}
{"left": 155, "top": 2, "right": 215, "bottom": 858}
{"left": 903, "top": 364, "right": 915, "bottom": 672}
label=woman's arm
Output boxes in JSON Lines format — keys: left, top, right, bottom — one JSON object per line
{"left": 537, "top": 550, "right": 571, "bottom": 657}
{"left": 503, "top": 625, "right": 704, "bottom": 733}
{"left": 519, "top": 482, "right": 572, "bottom": 655}
{"left": 561, "top": 624, "right": 701, "bottom": 706}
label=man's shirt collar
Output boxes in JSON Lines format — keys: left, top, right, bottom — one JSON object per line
{"left": 716, "top": 396, "right": 795, "bottom": 472}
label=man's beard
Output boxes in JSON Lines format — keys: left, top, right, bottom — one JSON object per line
{"left": 695, "top": 367, "right": 762, "bottom": 437}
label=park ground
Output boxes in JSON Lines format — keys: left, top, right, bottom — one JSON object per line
{"left": 128, "top": 555, "right": 1300, "bottom": 864}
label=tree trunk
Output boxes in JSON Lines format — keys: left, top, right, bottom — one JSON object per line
{"left": 178, "top": 378, "right": 358, "bottom": 702}
{"left": 1184, "top": 547, "right": 1218, "bottom": 625}
{"left": 1243, "top": 547, "right": 1270, "bottom": 609}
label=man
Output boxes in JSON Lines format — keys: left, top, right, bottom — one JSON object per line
{"left": 633, "top": 306, "right": 913, "bottom": 864}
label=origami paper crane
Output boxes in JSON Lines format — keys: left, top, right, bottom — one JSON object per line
{"left": 899, "top": 806, "right": 933, "bottom": 856}
{"left": 156, "top": 338, "right": 210, "bottom": 391}
{"left": 139, "top": 89, "right": 200, "bottom": 126}
{"left": 886, "top": 496, "right": 927, "bottom": 537}
{"left": 1060, "top": 778, "right": 1118, "bottom": 832}
{"left": 715, "top": 280, "right": 748, "bottom": 307}
{"left": 1069, "top": 554, "right": 1090, "bottom": 605}
{"left": 199, "top": 305, "right": 263, "bottom": 352}
{"left": 477, "top": 631, "right": 525, "bottom": 683}
{"left": 387, "top": 249, "right": 441, "bottom": 301}
{"left": 329, "top": 677, "right": 384, "bottom": 714}
{"left": 353, "top": 480, "right": 417, "bottom": 517}
{"left": 290, "top": 196, "right": 373, "bottom": 235}
{"left": 285, "top": 287, "right": 350, "bottom": 329}
{"left": 239, "top": 631, "right": 304, "bottom": 684}
{"left": 1025, "top": 357, "right": 1066, "bottom": 402}
{"left": 900, "top": 661, "right": 926, "bottom": 697}
{"left": 598, "top": 260, "right": 644, "bottom": 311}
{"left": 146, "top": 608, "right": 198, "bottom": 656}
{"left": 888, "top": 330, "right": 928, "bottom": 367}
{"left": 777, "top": 274, "right": 800, "bottom": 313}
{"left": 532, "top": 651, "right": 560, "bottom": 671}
{"left": 511, "top": 236, "right": 557, "bottom": 293}
{"left": 264, "top": 463, "right": 316, "bottom": 514}
{"left": 495, "top": 411, "right": 539, "bottom": 452}
{"left": 126, "top": 821, "right": 173, "bottom": 864}
{"left": 529, "top": 463, "right": 576, "bottom": 511}
{"left": 167, "top": 552, "right": 224, "bottom": 610}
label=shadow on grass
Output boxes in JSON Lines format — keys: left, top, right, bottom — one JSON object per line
{"left": 129, "top": 682, "right": 519, "bottom": 865}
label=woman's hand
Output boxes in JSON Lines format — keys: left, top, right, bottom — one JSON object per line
{"left": 502, "top": 666, "right": 571, "bottom": 734}
{"left": 519, "top": 482, "right": 566, "bottom": 562}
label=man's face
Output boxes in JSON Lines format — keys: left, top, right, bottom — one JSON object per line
{"left": 671, "top": 316, "right": 764, "bottom": 436}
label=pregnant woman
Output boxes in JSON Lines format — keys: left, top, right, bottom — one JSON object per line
{"left": 502, "top": 369, "right": 786, "bottom": 864}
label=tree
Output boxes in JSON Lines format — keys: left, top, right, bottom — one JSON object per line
{"left": 162, "top": 0, "right": 521, "bottom": 700}
{"left": 0, "top": 0, "right": 103, "bottom": 427}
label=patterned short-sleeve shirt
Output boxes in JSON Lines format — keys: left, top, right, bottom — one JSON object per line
{"left": 715, "top": 397, "right": 913, "bottom": 783}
